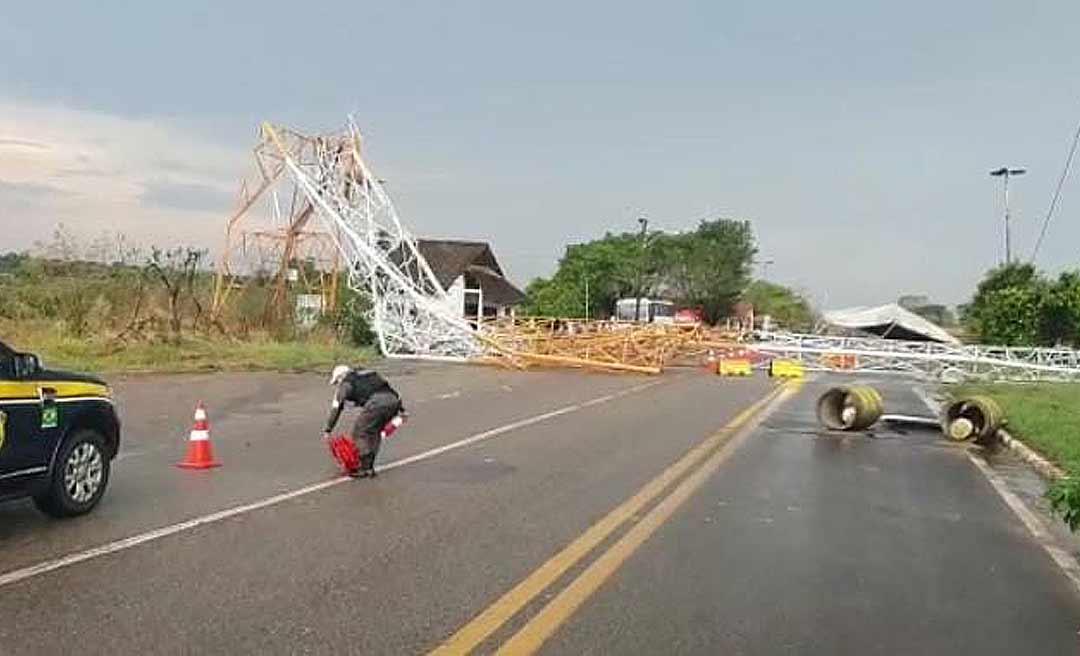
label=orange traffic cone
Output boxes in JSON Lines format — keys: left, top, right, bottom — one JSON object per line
{"left": 177, "top": 401, "right": 221, "bottom": 469}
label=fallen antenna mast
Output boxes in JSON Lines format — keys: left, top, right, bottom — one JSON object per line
{"left": 261, "top": 120, "right": 487, "bottom": 361}
{"left": 752, "top": 332, "right": 1080, "bottom": 382}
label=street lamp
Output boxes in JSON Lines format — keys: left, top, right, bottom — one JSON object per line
{"left": 989, "top": 167, "right": 1026, "bottom": 264}
{"left": 634, "top": 216, "right": 648, "bottom": 322}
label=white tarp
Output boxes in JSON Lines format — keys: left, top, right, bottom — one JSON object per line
{"left": 823, "top": 303, "right": 959, "bottom": 344}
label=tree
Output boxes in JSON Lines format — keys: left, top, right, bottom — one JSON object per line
{"left": 664, "top": 219, "right": 756, "bottom": 324}
{"left": 962, "top": 263, "right": 1039, "bottom": 327}
{"left": 741, "top": 281, "right": 815, "bottom": 331}
{"left": 963, "top": 263, "right": 1047, "bottom": 345}
{"left": 0, "top": 252, "right": 27, "bottom": 275}
{"left": 523, "top": 276, "right": 585, "bottom": 318}
{"left": 976, "top": 286, "right": 1042, "bottom": 346}
{"left": 33, "top": 223, "right": 82, "bottom": 262}
{"left": 962, "top": 264, "right": 1080, "bottom": 346}
{"left": 524, "top": 232, "right": 659, "bottom": 318}
{"left": 523, "top": 219, "right": 757, "bottom": 323}
{"left": 1038, "top": 272, "right": 1080, "bottom": 346}
{"left": 145, "top": 247, "right": 209, "bottom": 338}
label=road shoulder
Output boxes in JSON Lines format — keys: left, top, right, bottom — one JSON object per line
{"left": 918, "top": 385, "right": 1080, "bottom": 597}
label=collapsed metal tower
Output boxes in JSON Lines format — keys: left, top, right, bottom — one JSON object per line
{"left": 211, "top": 126, "right": 343, "bottom": 330}
{"left": 261, "top": 120, "right": 485, "bottom": 360}
{"left": 751, "top": 331, "right": 1080, "bottom": 382}
{"left": 254, "top": 118, "right": 1080, "bottom": 381}
{"left": 255, "top": 119, "right": 724, "bottom": 372}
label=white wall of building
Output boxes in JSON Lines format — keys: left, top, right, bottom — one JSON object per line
{"left": 445, "top": 275, "right": 466, "bottom": 316}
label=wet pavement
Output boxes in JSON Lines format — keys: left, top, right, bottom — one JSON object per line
{"left": 1, "top": 368, "right": 1078, "bottom": 654}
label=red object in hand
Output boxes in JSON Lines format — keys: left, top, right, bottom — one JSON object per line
{"left": 380, "top": 413, "right": 406, "bottom": 439}
{"left": 327, "top": 434, "right": 361, "bottom": 475}
{"left": 328, "top": 413, "right": 407, "bottom": 475}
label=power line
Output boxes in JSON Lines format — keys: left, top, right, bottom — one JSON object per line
{"left": 1031, "top": 108, "right": 1080, "bottom": 263}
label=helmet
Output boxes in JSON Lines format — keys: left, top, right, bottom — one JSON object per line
{"left": 329, "top": 365, "right": 351, "bottom": 386}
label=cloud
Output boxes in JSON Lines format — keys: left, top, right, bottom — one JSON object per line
{"left": 0, "top": 178, "right": 75, "bottom": 217}
{"left": 0, "top": 99, "right": 246, "bottom": 253}
{"left": 0, "top": 138, "right": 49, "bottom": 150}
{"left": 0, "top": 179, "right": 74, "bottom": 201}
{"left": 140, "top": 179, "right": 235, "bottom": 213}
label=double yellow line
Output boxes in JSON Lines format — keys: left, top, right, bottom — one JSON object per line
{"left": 430, "top": 380, "right": 802, "bottom": 655}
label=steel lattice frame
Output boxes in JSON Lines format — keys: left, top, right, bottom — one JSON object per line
{"left": 210, "top": 128, "right": 345, "bottom": 329}
{"left": 257, "top": 118, "right": 1080, "bottom": 381}
{"left": 751, "top": 331, "right": 1080, "bottom": 382}
{"left": 262, "top": 120, "right": 485, "bottom": 361}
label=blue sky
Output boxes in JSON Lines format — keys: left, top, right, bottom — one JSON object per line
{"left": 2, "top": 1, "right": 1079, "bottom": 307}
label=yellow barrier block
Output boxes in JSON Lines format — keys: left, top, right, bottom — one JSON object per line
{"left": 769, "top": 359, "right": 804, "bottom": 379}
{"left": 718, "top": 358, "right": 753, "bottom": 377}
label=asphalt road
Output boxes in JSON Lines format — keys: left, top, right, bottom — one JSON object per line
{"left": 1, "top": 366, "right": 1078, "bottom": 655}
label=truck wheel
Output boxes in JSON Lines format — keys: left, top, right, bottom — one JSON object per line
{"left": 33, "top": 429, "right": 111, "bottom": 518}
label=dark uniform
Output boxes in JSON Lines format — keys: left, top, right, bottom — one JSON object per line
{"left": 324, "top": 368, "right": 402, "bottom": 475}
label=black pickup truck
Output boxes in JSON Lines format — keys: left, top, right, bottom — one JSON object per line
{"left": 0, "top": 340, "right": 120, "bottom": 516}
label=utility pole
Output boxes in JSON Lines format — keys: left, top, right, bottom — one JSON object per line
{"left": 584, "top": 274, "right": 590, "bottom": 321}
{"left": 990, "top": 166, "right": 1026, "bottom": 264}
{"left": 634, "top": 216, "right": 648, "bottom": 322}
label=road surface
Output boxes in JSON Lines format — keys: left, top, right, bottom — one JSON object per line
{"left": 1, "top": 365, "right": 1078, "bottom": 654}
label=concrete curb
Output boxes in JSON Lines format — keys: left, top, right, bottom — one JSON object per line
{"left": 996, "top": 427, "right": 1067, "bottom": 483}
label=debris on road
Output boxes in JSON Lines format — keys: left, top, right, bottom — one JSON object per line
{"left": 816, "top": 385, "right": 884, "bottom": 431}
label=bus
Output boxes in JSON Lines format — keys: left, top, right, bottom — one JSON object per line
{"left": 614, "top": 298, "right": 676, "bottom": 324}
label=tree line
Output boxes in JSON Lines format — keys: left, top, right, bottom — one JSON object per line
{"left": 524, "top": 219, "right": 814, "bottom": 329}
{"left": 962, "top": 263, "right": 1080, "bottom": 347}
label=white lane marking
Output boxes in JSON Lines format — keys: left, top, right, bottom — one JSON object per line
{"left": 436, "top": 391, "right": 462, "bottom": 400}
{"left": 965, "top": 452, "right": 1080, "bottom": 595}
{"left": 580, "top": 394, "right": 616, "bottom": 408}
{"left": 914, "top": 385, "right": 1080, "bottom": 597}
{"left": 0, "top": 380, "right": 663, "bottom": 590}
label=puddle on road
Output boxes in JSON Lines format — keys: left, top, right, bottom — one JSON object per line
{"left": 757, "top": 422, "right": 905, "bottom": 441}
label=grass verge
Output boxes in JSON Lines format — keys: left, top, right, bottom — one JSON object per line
{"left": 955, "top": 383, "right": 1080, "bottom": 473}
{"left": 2, "top": 323, "right": 375, "bottom": 374}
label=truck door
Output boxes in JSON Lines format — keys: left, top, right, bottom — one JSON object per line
{"left": 0, "top": 357, "right": 49, "bottom": 479}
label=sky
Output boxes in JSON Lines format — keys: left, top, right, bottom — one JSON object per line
{"left": 2, "top": 1, "right": 1079, "bottom": 308}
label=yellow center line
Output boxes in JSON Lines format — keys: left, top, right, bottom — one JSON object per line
{"left": 429, "top": 381, "right": 793, "bottom": 656}
{"left": 494, "top": 379, "right": 802, "bottom": 655}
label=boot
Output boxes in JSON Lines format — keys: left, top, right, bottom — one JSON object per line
{"left": 359, "top": 454, "right": 377, "bottom": 478}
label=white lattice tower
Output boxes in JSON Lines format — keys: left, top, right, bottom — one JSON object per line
{"left": 751, "top": 331, "right": 1080, "bottom": 382}
{"left": 262, "top": 120, "right": 485, "bottom": 360}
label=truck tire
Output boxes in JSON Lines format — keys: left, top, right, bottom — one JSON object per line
{"left": 33, "top": 429, "right": 111, "bottom": 518}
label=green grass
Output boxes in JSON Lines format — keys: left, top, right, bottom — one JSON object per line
{"left": 2, "top": 322, "right": 375, "bottom": 375}
{"left": 954, "top": 383, "right": 1080, "bottom": 472}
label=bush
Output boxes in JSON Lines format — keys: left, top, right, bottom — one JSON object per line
{"left": 977, "top": 286, "right": 1042, "bottom": 345}
{"left": 741, "top": 280, "right": 815, "bottom": 331}
{"left": 964, "top": 264, "right": 1080, "bottom": 347}
{"left": 1048, "top": 478, "right": 1080, "bottom": 532}
{"left": 332, "top": 286, "right": 376, "bottom": 347}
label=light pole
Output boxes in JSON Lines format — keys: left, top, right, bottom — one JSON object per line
{"left": 634, "top": 217, "right": 648, "bottom": 322}
{"left": 990, "top": 166, "right": 1026, "bottom": 264}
